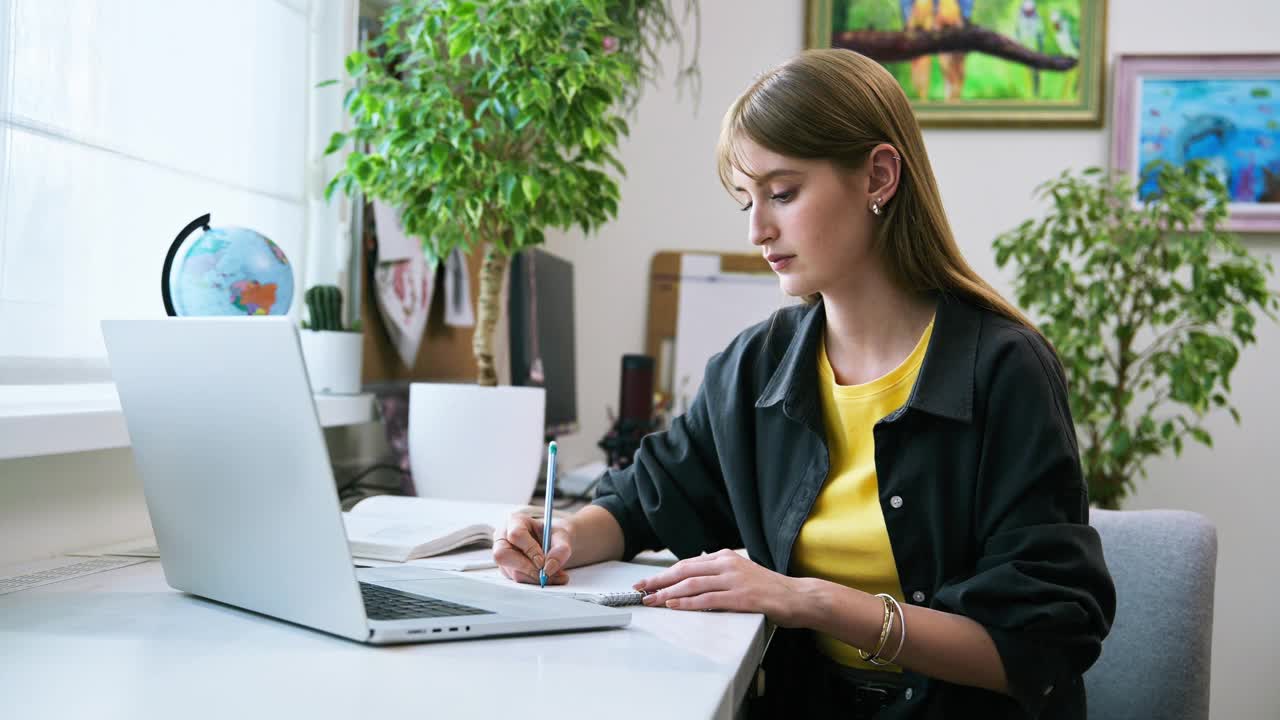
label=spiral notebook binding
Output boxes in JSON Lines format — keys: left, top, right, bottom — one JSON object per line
{"left": 604, "top": 591, "right": 645, "bottom": 607}
{"left": 579, "top": 590, "right": 645, "bottom": 607}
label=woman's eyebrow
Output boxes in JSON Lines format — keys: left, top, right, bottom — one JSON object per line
{"left": 731, "top": 168, "right": 803, "bottom": 192}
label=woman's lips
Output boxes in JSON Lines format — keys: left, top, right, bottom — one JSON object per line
{"left": 767, "top": 255, "right": 794, "bottom": 271}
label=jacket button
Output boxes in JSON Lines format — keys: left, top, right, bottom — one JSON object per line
{"left": 904, "top": 688, "right": 913, "bottom": 701}
{"left": 890, "top": 495, "right": 903, "bottom": 509}
{"left": 912, "top": 590, "right": 925, "bottom": 603}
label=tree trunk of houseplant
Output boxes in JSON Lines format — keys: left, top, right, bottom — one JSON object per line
{"left": 1083, "top": 442, "right": 1126, "bottom": 510}
{"left": 413, "top": 240, "right": 548, "bottom": 502}
{"left": 1090, "top": 472, "right": 1126, "bottom": 510}
{"left": 472, "top": 243, "right": 507, "bottom": 387}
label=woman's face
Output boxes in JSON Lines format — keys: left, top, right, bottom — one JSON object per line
{"left": 729, "top": 137, "right": 876, "bottom": 299}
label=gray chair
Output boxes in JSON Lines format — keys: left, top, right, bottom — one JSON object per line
{"left": 1085, "top": 509, "right": 1218, "bottom": 720}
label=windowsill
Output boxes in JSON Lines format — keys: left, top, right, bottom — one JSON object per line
{"left": 0, "top": 385, "right": 376, "bottom": 461}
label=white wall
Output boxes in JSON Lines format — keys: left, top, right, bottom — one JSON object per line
{"left": 0, "top": 450, "right": 149, "bottom": 566}
{"left": 544, "top": 1, "right": 1280, "bottom": 717}
{"left": 3, "top": 1, "right": 1275, "bottom": 715}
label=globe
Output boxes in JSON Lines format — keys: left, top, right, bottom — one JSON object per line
{"left": 166, "top": 224, "right": 294, "bottom": 316}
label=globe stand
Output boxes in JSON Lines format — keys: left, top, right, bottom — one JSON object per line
{"left": 161, "top": 213, "right": 211, "bottom": 317}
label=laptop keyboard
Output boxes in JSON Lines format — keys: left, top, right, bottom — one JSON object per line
{"left": 359, "top": 582, "right": 495, "bottom": 621}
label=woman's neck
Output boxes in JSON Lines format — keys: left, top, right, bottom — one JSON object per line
{"left": 820, "top": 278, "right": 936, "bottom": 387}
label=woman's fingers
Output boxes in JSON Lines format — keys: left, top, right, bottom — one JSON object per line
{"left": 494, "top": 514, "right": 544, "bottom": 579}
{"left": 493, "top": 538, "right": 539, "bottom": 578}
{"left": 504, "top": 567, "right": 541, "bottom": 585}
{"left": 543, "top": 528, "right": 572, "bottom": 576}
{"left": 664, "top": 590, "right": 739, "bottom": 611}
{"left": 503, "top": 516, "right": 546, "bottom": 566}
{"left": 498, "top": 562, "right": 570, "bottom": 586}
{"left": 494, "top": 513, "right": 574, "bottom": 582}
{"left": 634, "top": 552, "right": 734, "bottom": 593}
{"left": 641, "top": 573, "right": 730, "bottom": 605}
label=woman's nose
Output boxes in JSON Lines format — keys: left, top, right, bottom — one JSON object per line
{"left": 748, "top": 209, "right": 776, "bottom": 246}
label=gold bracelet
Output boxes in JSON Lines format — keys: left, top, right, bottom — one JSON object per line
{"left": 869, "top": 593, "right": 906, "bottom": 666}
{"left": 857, "top": 594, "right": 893, "bottom": 661}
{"left": 868, "top": 610, "right": 896, "bottom": 665}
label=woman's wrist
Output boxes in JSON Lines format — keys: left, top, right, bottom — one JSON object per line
{"left": 560, "top": 513, "right": 584, "bottom": 567}
{"left": 786, "top": 576, "right": 835, "bottom": 630}
{"left": 560, "top": 504, "right": 626, "bottom": 567}
{"left": 790, "top": 577, "right": 884, "bottom": 649}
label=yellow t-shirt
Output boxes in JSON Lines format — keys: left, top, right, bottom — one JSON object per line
{"left": 791, "top": 318, "right": 934, "bottom": 670}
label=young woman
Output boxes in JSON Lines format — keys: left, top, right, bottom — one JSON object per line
{"left": 494, "top": 49, "right": 1115, "bottom": 719}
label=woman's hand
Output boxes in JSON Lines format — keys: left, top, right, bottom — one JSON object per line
{"left": 492, "top": 513, "right": 571, "bottom": 585}
{"left": 633, "top": 549, "right": 816, "bottom": 627}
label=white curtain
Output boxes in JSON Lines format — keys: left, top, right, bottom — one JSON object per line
{"left": 0, "top": 0, "right": 320, "bottom": 383}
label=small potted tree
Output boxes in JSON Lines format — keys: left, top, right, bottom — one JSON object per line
{"left": 994, "top": 160, "right": 1278, "bottom": 509}
{"left": 300, "top": 284, "right": 364, "bottom": 395}
{"left": 323, "top": 0, "right": 697, "bottom": 502}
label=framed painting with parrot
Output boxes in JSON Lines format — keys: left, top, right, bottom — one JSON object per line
{"left": 806, "top": 0, "right": 1107, "bottom": 127}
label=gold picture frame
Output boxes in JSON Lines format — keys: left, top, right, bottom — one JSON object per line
{"left": 805, "top": 0, "right": 1108, "bottom": 127}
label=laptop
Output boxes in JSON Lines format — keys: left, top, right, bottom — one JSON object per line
{"left": 101, "top": 317, "right": 630, "bottom": 645}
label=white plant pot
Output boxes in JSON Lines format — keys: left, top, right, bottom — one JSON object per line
{"left": 299, "top": 329, "right": 364, "bottom": 395}
{"left": 408, "top": 383, "right": 545, "bottom": 504}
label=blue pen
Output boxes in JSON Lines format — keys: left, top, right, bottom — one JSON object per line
{"left": 539, "top": 441, "right": 558, "bottom": 588}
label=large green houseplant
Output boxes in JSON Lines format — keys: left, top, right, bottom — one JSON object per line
{"left": 994, "top": 160, "right": 1277, "bottom": 509}
{"left": 324, "top": 0, "right": 698, "bottom": 386}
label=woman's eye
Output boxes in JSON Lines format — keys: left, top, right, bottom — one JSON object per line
{"left": 738, "top": 191, "right": 794, "bottom": 212}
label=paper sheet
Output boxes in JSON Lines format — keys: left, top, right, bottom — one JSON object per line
{"left": 372, "top": 252, "right": 434, "bottom": 368}
{"left": 466, "top": 560, "right": 665, "bottom": 604}
{"left": 544, "top": 561, "right": 666, "bottom": 596}
{"left": 342, "top": 514, "right": 482, "bottom": 545}
{"left": 353, "top": 547, "right": 497, "bottom": 572}
{"left": 443, "top": 247, "right": 475, "bottom": 327}
{"left": 370, "top": 199, "right": 436, "bottom": 368}
{"left": 347, "top": 495, "right": 538, "bottom": 530}
{"left": 370, "top": 200, "right": 419, "bottom": 262}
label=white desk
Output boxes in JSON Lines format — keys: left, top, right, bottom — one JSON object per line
{"left": 1, "top": 560, "right": 770, "bottom": 720}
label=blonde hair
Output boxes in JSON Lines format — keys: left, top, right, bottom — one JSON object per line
{"left": 716, "top": 49, "right": 1036, "bottom": 333}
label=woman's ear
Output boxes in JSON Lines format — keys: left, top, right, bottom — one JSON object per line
{"left": 866, "top": 143, "right": 901, "bottom": 213}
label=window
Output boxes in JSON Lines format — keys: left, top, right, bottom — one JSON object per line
{"left": 0, "top": 0, "right": 351, "bottom": 386}
{"left": 0, "top": 0, "right": 360, "bottom": 457}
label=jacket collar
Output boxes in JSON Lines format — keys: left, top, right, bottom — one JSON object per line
{"left": 755, "top": 292, "right": 979, "bottom": 424}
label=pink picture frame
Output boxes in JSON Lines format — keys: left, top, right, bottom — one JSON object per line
{"left": 1110, "top": 54, "right": 1280, "bottom": 233}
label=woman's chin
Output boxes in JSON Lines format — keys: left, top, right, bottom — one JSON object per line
{"left": 776, "top": 276, "right": 814, "bottom": 298}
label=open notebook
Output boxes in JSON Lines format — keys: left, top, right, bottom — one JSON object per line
{"left": 341, "top": 495, "right": 541, "bottom": 562}
{"left": 469, "top": 560, "right": 662, "bottom": 607}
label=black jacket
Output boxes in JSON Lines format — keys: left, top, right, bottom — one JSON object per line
{"left": 592, "top": 293, "right": 1116, "bottom": 719}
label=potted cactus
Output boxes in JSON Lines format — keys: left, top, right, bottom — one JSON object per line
{"left": 299, "top": 284, "right": 364, "bottom": 395}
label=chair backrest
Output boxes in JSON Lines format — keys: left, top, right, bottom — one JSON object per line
{"left": 1085, "top": 509, "right": 1218, "bottom": 720}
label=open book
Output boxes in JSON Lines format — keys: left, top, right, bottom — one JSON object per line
{"left": 342, "top": 495, "right": 541, "bottom": 563}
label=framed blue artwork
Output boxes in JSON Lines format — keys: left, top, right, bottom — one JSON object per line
{"left": 1111, "top": 54, "right": 1280, "bottom": 232}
